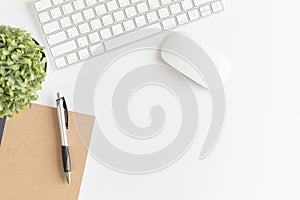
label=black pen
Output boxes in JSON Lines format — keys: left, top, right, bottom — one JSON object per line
{"left": 56, "top": 93, "right": 71, "bottom": 184}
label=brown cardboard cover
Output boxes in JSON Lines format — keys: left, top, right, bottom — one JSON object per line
{"left": 0, "top": 104, "right": 94, "bottom": 200}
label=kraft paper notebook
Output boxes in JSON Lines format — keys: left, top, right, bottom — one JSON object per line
{"left": 0, "top": 104, "right": 94, "bottom": 200}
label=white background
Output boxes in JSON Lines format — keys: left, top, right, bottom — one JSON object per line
{"left": 1, "top": 0, "right": 299, "bottom": 199}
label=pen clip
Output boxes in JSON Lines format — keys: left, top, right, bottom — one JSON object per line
{"left": 62, "top": 97, "right": 69, "bottom": 129}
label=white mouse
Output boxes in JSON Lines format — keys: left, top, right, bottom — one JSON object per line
{"left": 161, "top": 33, "right": 232, "bottom": 89}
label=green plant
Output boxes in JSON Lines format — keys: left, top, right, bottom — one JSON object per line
{"left": 0, "top": 25, "right": 47, "bottom": 118}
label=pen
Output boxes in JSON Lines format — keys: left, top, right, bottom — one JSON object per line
{"left": 56, "top": 92, "right": 71, "bottom": 184}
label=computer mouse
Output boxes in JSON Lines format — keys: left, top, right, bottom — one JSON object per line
{"left": 161, "top": 33, "right": 232, "bottom": 89}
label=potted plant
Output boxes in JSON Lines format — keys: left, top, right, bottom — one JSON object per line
{"left": 0, "top": 25, "right": 47, "bottom": 145}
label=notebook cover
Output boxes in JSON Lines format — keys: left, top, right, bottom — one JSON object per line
{"left": 0, "top": 104, "right": 94, "bottom": 200}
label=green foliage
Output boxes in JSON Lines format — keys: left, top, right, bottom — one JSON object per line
{"left": 0, "top": 25, "right": 47, "bottom": 118}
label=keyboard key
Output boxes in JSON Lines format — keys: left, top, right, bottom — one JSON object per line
{"left": 42, "top": 21, "right": 59, "bottom": 34}
{"left": 160, "top": 0, "right": 171, "bottom": 5}
{"left": 77, "top": 36, "right": 89, "bottom": 47}
{"left": 78, "top": 48, "right": 90, "bottom": 60}
{"left": 89, "top": 43, "right": 105, "bottom": 55}
{"left": 118, "top": 0, "right": 130, "bottom": 7}
{"left": 83, "top": 8, "right": 95, "bottom": 20}
{"left": 123, "top": 19, "right": 136, "bottom": 31}
{"left": 55, "top": 57, "right": 67, "bottom": 68}
{"left": 181, "top": 0, "right": 193, "bottom": 10}
{"left": 111, "top": 24, "right": 123, "bottom": 35}
{"left": 148, "top": 0, "right": 160, "bottom": 9}
{"left": 90, "top": 19, "right": 102, "bottom": 30}
{"left": 73, "top": 0, "right": 85, "bottom": 10}
{"left": 135, "top": 15, "right": 146, "bottom": 27}
{"left": 162, "top": 17, "right": 176, "bottom": 29}
{"left": 88, "top": 32, "right": 101, "bottom": 43}
{"left": 51, "top": 40, "right": 77, "bottom": 57}
{"left": 71, "top": 12, "right": 84, "bottom": 24}
{"left": 136, "top": 2, "right": 149, "bottom": 13}
{"left": 47, "top": 31, "right": 67, "bottom": 46}
{"left": 146, "top": 11, "right": 158, "bottom": 22}
{"left": 158, "top": 7, "right": 169, "bottom": 18}
{"left": 60, "top": 17, "right": 72, "bottom": 28}
{"left": 169, "top": 3, "right": 181, "bottom": 14}
{"left": 34, "top": 0, "right": 52, "bottom": 12}
{"left": 52, "top": 0, "right": 63, "bottom": 6}
{"left": 62, "top": 3, "right": 74, "bottom": 15}
{"left": 188, "top": 9, "right": 200, "bottom": 21}
{"left": 102, "top": 14, "right": 114, "bottom": 26}
{"left": 193, "top": 0, "right": 203, "bottom": 6}
{"left": 85, "top": 0, "right": 97, "bottom": 6}
{"left": 38, "top": 12, "right": 50, "bottom": 23}
{"left": 200, "top": 5, "right": 211, "bottom": 12}
{"left": 105, "top": 23, "right": 162, "bottom": 50}
{"left": 200, "top": 5, "right": 212, "bottom": 16}
{"left": 106, "top": 0, "right": 118, "bottom": 12}
{"left": 211, "top": 1, "right": 223, "bottom": 12}
{"left": 95, "top": 4, "right": 107, "bottom": 16}
{"left": 131, "top": 0, "right": 142, "bottom": 3}
{"left": 201, "top": 9, "right": 212, "bottom": 16}
{"left": 125, "top": 6, "right": 137, "bottom": 18}
{"left": 176, "top": 13, "right": 188, "bottom": 24}
{"left": 78, "top": 23, "right": 91, "bottom": 34}
{"left": 67, "top": 27, "right": 79, "bottom": 38}
{"left": 113, "top": 10, "right": 125, "bottom": 22}
{"left": 50, "top": 7, "right": 62, "bottom": 19}
{"left": 66, "top": 53, "right": 79, "bottom": 64}
{"left": 100, "top": 28, "right": 113, "bottom": 39}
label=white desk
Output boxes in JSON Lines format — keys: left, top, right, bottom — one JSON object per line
{"left": 2, "top": 0, "right": 299, "bottom": 199}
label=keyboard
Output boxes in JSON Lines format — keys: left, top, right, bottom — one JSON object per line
{"left": 33, "top": 0, "right": 224, "bottom": 69}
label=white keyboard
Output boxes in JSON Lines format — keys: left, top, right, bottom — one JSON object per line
{"left": 33, "top": 0, "right": 224, "bottom": 69}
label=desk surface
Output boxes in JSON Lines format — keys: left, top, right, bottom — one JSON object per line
{"left": 1, "top": 0, "right": 299, "bottom": 200}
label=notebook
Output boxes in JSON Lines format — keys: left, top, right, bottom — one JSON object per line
{"left": 0, "top": 103, "right": 94, "bottom": 200}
